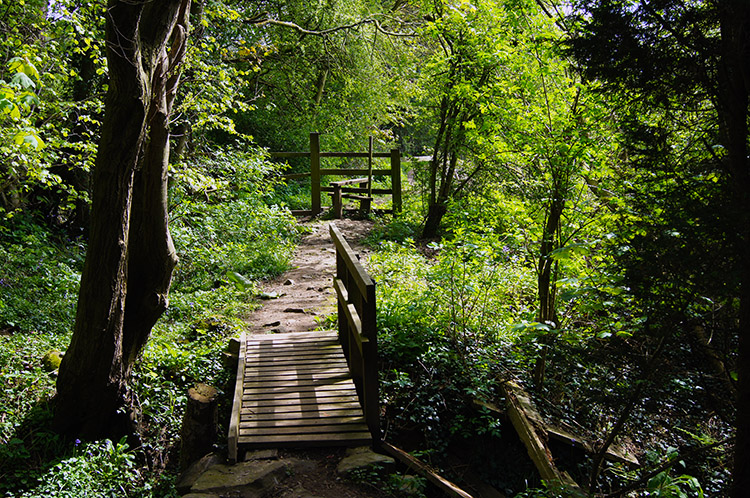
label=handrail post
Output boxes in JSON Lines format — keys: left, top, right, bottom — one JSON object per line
{"left": 390, "top": 148, "right": 402, "bottom": 213}
{"left": 361, "top": 281, "right": 379, "bottom": 441}
{"left": 310, "top": 132, "right": 321, "bottom": 215}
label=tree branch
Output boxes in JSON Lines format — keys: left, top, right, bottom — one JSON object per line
{"left": 246, "top": 14, "right": 417, "bottom": 38}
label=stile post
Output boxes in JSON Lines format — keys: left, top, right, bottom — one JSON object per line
{"left": 390, "top": 149, "right": 402, "bottom": 213}
{"left": 332, "top": 184, "right": 344, "bottom": 219}
{"left": 367, "top": 136, "right": 374, "bottom": 198}
{"left": 310, "top": 132, "right": 321, "bottom": 215}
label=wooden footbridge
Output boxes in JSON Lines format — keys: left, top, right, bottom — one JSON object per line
{"left": 228, "top": 225, "right": 379, "bottom": 462}
{"left": 224, "top": 223, "right": 603, "bottom": 497}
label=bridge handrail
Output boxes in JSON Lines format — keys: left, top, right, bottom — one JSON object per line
{"left": 330, "top": 224, "right": 379, "bottom": 441}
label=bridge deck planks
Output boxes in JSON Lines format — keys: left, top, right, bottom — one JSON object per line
{"left": 236, "top": 330, "right": 371, "bottom": 450}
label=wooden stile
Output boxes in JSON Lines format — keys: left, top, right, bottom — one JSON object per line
{"left": 271, "top": 132, "right": 401, "bottom": 217}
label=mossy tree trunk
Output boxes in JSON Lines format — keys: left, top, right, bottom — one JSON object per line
{"left": 54, "top": 0, "right": 190, "bottom": 440}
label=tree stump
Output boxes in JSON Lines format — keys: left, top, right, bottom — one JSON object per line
{"left": 179, "top": 383, "right": 219, "bottom": 471}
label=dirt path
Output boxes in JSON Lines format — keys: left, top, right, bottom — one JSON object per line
{"left": 237, "top": 218, "right": 388, "bottom": 498}
{"left": 245, "top": 219, "right": 374, "bottom": 336}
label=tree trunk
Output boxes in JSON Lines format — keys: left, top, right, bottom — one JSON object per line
{"left": 54, "top": 0, "right": 190, "bottom": 440}
{"left": 422, "top": 201, "right": 447, "bottom": 239}
{"left": 720, "top": 2, "right": 750, "bottom": 495}
{"left": 537, "top": 193, "right": 564, "bottom": 326}
{"left": 533, "top": 188, "right": 565, "bottom": 388}
{"left": 123, "top": 2, "right": 189, "bottom": 373}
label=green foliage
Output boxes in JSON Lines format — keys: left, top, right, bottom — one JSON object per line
{"left": 169, "top": 149, "right": 302, "bottom": 292}
{"left": 20, "top": 438, "right": 137, "bottom": 497}
{"left": 11, "top": 438, "right": 168, "bottom": 498}
{"left": 646, "top": 470, "right": 704, "bottom": 498}
{"left": 0, "top": 0, "right": 106, "bottom": 225}
{"left": 370, "top": 234, "right": 533, "bottom": 450}
{"left": 348, "top": 462, "right": 428, "bottom": 498}
{"left": 176, "top": 2, "right": 255, "bottom": 143}
{"left": 171, "top": 200, "right": 297, "bottom": 291}
{"left": 0, "top": 220, "right": 82, "bottom": 336}
{"left": 226, "top": 0, "right": 414, "bottom": 152}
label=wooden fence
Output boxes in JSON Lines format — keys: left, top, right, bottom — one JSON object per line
{"left": 271, "top": 132, "right": 402, "bottom": 216}
{"left": 330, "top": 224, "right": 379, "bottom": 441}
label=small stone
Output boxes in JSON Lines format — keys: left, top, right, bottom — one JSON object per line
{"left": 336, "top": 446, "right": 395, "bottom": 477}
{"left": 176, "top": 453, "right": 225, "bottom": 494}
{"left": 284, "top": 308, "right": 306, "bottom": 314}
{"left": 284, "top": 279, "right": 295, "bottom": 286}
{"left": 259, "top": 291, "right": 281, "bottom": 300}
{"left": 245, "top": 449, "right": 278, "bottom": 461}
{"left": 42, "top": 351, "right": 63, "bottom": 372}
{"left": 264, "top": 321, "right": 282, "bottom": 327}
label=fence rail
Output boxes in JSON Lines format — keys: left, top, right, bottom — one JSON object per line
{"left": 330, "top": 224, "right": 379, "bottom": 441}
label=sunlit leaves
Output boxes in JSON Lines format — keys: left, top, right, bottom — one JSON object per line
{"left": 13, "top": 129, "right": 44, "bottom": 149}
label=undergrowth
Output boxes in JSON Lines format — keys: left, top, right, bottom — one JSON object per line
{"left": 0, "top": 149, "right": 302, "bottom": 496}
{"left": 367, "top": 200, "right": 732, "bottom": 496}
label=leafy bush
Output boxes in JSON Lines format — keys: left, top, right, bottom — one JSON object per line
{"left": 0, "top": 218, "right": 81, "bottom": 448}
{"left": 171, "top": 200, "right": 299, "bottom": 291}
{"left": 169, "top": 149, "right": 301, "bottom": 292}
{"left": 11, "top": 438, "right": 170, "bottom": 498}
{"left": 0, "top": 217, "right": 83, "bottom": 336}
{"left": 369, "top": 236, "right": 535, "bottom": 453}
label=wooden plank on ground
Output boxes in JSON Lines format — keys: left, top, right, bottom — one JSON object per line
{"left": 501, "top": 381, "right": 580, "bottom": 490}
{"left": 379, "top": 442, "right": 474, "bottom": 498}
